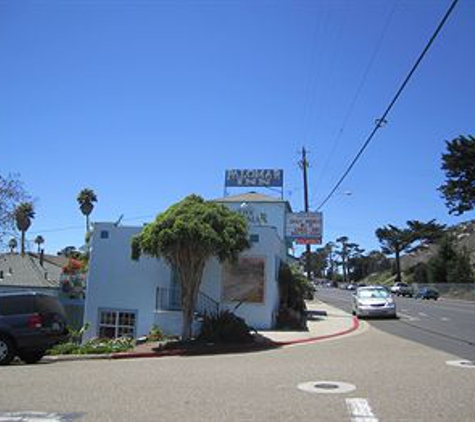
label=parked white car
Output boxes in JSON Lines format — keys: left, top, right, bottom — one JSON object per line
{"left": 352, "top": 286, "right": 397, "bottom": 318}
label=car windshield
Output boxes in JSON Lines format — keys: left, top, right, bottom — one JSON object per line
{"left": 358, "top": 289, "right": 389, "bottom": 299}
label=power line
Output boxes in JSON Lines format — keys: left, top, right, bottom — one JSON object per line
{"left": 314, "top": 0, "right": 398, "bottom": 192}
{"left": 316, "top": 0, "right": 460, "bottom": 211}
{"left": 28, "top": 214, "right": 156, "bottom": 235}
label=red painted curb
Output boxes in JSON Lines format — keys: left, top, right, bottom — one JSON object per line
{"left": 271, "top": 316, "right": 360, "bottom": 347}
{"left": 110, "top": 316, "right": 361, "bottom": 359}
{"left": 111, "top": 349, "right": 186, "bottom": 359}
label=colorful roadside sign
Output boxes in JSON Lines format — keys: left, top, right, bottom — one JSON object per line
{"left": 286, "top": 212, "right": 323, "bottom": 244}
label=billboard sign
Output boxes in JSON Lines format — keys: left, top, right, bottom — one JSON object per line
{"left": 225, "top": 169, "right": 283, "bottom": 187}
{"left": 286, "top": 212, "right": 323, "bottom": 244}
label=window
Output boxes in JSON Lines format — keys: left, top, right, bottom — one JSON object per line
{"left": 100, "top": 230, "right": 109, "bottom": 239}
{"left": 98, "top": 309, "right": 136, "bottom": 338}
{"left": 0, "top": 295, "right": 36, "bottom": 316}
{"left": 250, "top": 234, "right": 260, "bottom": 243}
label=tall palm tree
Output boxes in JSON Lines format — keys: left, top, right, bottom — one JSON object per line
{"left": 77, "top": 188, "right": 98, "bottom": 237}
{"left": 14, "top": 202, "right": 35, "bottom": 256}
{"left": 8, "top": 238, "right": 18, "bottom": 254}
{"left": 34, "top": 235, "right": 45, "bottom": 253}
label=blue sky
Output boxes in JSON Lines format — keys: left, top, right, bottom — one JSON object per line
{"left": 1, "top": 0, "right": 474, "bottom": 255}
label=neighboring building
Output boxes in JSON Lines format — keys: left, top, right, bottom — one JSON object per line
{"left": 0, "top": 252, "right": 85, "bottom": 328}
{"left": 83, "top": 192, "right": 293, "bottom": 339}
{"left": 0, "top": 252, "right": 64, "bottom": 295}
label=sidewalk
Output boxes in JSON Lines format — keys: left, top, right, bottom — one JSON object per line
{"left": 44, "top": 301, "right": 359, "bottom": 362}
{"left": 257, "top": 300, "right": 359, "bottom": 346}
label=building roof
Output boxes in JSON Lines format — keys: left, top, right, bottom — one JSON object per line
{"left": 214, "top": 192, "right": 290, "bottom": 205}
{"left": 0, "top": 253, "right": 62, "bottom": 289}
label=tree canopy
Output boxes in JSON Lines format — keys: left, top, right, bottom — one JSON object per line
{"left": 439, "top": 135, "right": 475, "bottom": 215}
{"left": 131, "top": 194, "right": 249, "bottom": 340}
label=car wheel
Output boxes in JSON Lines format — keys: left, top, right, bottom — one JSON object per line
{"left": 0, "top": 335, "right": 16, "bottom": 365}
{"left": 18, "top": 350, "right": 45, "bottom": 364}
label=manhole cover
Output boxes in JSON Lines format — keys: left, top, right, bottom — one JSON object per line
{"left": 446, "top": 360, "right": 475, "bottom": 368}
{"left": 298, "top": 381, "right": 356, "bottom": 394}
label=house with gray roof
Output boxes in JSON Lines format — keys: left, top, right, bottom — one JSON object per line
{"left": 0, "top": 253, "right": 63, "bottom": 294}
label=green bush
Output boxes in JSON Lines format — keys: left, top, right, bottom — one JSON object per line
{"left": 147, "top": 324, "right": 164, "bottom": 342}
{"left": 198, "top": 311, "right": 253, "bottom": 344}
{"left": 47, "top": 337, "right": 136, "bottom": 355}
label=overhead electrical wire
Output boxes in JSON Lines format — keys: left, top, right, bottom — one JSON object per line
{"left": 315, "top": 0, "right": 460, "bottom": 211}
{"left": 313, "top": 0, "right": 399, "bottom": 196}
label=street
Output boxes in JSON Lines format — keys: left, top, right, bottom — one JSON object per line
{"left": 1, "top": 304, "right": 475, "bottom": 421}
{"left": 315, "top": 287, "right": 475, "bottom": 361}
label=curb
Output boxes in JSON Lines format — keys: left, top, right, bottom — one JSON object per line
{"left": 110, "top": 316, "right": 361, "bottom": 359}
{"left": 44, "top": 316, "right": 361, "bottom": 362}
{"left": 270, "top": 316, "right": 360, "bottom": 347}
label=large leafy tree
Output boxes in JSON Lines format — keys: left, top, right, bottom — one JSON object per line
{"left": 131, "top": 195, "right": 249, "bottom": 340}
{"left": 77, "top": 188, "right": 98, "bottom": 236}
{"left": 407, "top": 219, "right": 446, "bottom": 246}
{"left": 439, "top": 135, "right": 475, "bottom": 215}
{"left": 428, "top": 236, "right": 473, "bottom": 284}
{"left": 14, "top": 202, "right": 35, "bottom": 256}
{"left": 0, "top": 173, "right": 29, "bottom": 245}
{"left": 376, "top": 225, "right": 414, "bottom": 283}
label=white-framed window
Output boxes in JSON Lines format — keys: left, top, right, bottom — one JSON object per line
{"left": 98, "top": 309, "right": 137, "bottom": 338}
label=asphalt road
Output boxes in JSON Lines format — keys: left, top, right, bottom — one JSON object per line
{"left": 315, "top": 287, "right": 475, "bottom": 361}
{"left": 1, "top": 322, "right": 475, "bottom": 422}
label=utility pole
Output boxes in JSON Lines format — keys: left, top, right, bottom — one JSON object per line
{"left": 299, "top": 147, "right": 312, "bottom": 281}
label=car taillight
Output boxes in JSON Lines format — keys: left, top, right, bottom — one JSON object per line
{"left": 28, "top": 313, "right": 43, "bottom": 329}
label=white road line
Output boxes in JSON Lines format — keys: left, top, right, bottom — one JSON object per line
{"left": 398, "top": 313, "right": 420, "bottom": 322}
{"left": 441, "top": 317, "right": 450, "bottom": 321}
{"left": 346, "top": 398, "right": 378, "bottom": 421}
{"left": 418, "top": 312, "right": 428, "bottom": 317}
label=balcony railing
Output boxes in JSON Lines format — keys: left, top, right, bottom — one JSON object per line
{"left": 156, "top": 287, "right": 219, "bottom": 316}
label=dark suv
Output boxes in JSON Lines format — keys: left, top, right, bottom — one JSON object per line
{"left": 0, "top": 292, "right": 68, "bottom": 365}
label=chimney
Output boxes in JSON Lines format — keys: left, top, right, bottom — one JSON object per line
{"left": 40, "top": 249, "right": 45, "bottom": 267}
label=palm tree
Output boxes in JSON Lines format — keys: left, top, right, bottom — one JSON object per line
{"left": 14, "top": 202, "right": 35, "bottom": 256}
{"left": 8, "top": 238, "right": 18, "bottom": 254}
{"left": 34, "top": 235, "right": 45, "bottom": 253}
{"left": 77, "top": 188, "right": 98, "bottom": 237}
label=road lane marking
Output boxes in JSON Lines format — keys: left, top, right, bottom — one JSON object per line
{"left": 398, "top": 313, "right": 420, "bottom": 322}
{"left": 418, "top": 312, "right": 428, "bottom": 317}
{"left": 346, "top": 398, "right": 378, "bottom": 421}
{"left": 441, "top": 317, "right": 450, "bottom": 321}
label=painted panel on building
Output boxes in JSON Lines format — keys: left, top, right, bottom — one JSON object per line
{"left": 225, "top": 169, "right": 283, "bottom": 187}
{"left": 286, "top": 212, "right": 323, "bottom": 244}
{"left": 223, "top": 256, "right": 265, "bottom": 303}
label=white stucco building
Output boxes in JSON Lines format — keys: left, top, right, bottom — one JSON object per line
{"left": 83, "top": 192, "right": 293, "bottom": 339}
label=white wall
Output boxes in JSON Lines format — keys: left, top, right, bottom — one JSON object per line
{"left": 84, "top": 205, "right": 289, "bottom": 338}
{"left": 83, "top": 223, "right": 171, "bottom": 340}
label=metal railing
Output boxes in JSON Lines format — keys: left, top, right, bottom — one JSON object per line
{"left": 156, "top": 287, "right": 220, "bottom": 316}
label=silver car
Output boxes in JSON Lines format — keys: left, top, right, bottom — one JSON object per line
{"left": 352, "top": 286, "right": 397, "bottom": 318}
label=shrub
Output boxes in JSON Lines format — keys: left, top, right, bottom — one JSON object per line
{"left": 198, "top": 311, "right": 253, "bottom": 344}
{"left": 147, "top": 324, "right": 164, "bottom": 342}
{"left": 47, "top": 337, "right": 136, "bottom": 355}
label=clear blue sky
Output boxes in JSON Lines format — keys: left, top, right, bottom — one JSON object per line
{"left": 1, "top": 0, "right": 474, "bottom": 255}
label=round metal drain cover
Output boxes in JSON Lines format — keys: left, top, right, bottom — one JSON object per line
{"left": 446, "top": 360, "right": 475, "bottom": 368}
{"left": 298, "top": 381, "right": 356, "bottom": 394}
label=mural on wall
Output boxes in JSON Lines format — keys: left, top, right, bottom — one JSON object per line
{"left": 223, "top": 256, "right": 265, "bottom": 303}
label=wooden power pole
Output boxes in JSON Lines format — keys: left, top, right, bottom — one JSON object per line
{"left": 299, "top": 147, "right": 312, "bottom": 280}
